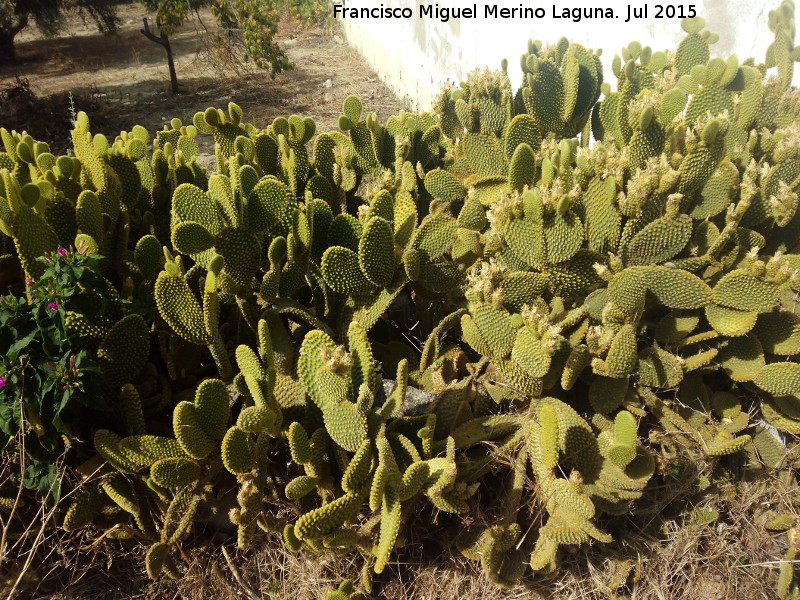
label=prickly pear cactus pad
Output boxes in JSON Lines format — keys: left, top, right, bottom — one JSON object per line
{"left": 3, "top": 3, "right": 800, "bottom": 598}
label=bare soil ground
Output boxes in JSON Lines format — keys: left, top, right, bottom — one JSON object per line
{"left": 0, "top": 2, "right": 405, "bottom": 155}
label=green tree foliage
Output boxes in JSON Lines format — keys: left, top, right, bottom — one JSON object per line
{"left": 137, "top": 0, "right": 290, "bottom": 89}
{"left": 210, "top": 0, "right": 291, "bottom": 73}
{"left": 0, "top": 0, "right": 118, "bottom": 62}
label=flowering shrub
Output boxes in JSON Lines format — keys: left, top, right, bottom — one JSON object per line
{"left": 0, "top": 249, "right": 121, "bottom": 503}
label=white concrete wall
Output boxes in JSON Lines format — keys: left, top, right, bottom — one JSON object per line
{"left": 340, "top": 0, "right": 789, "bottom": 111}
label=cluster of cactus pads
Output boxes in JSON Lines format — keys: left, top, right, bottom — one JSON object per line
{"left": 5, "top": 3, "right": 800, "bottom": 596}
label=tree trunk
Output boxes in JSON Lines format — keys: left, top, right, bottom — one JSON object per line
{"left": 0, "top": 29, "right": 16, "bottom": 64}
{"left": 163, "top": 35, "right": 178, "bottom": 95}
{"left": 140, "top": 18, "right": 179, "bottom": 94}
{"left": 0, "top": 14, "right": 29, "bottom": 65}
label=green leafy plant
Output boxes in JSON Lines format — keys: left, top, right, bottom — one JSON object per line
{"left": 282, "top": 0, "right": 336, "bottom": 29}
{"left": 0, "top": 248, "right": 106, "bottom": 499}
{"left": 0, "top": 0, "right": 118, "bottom": 63}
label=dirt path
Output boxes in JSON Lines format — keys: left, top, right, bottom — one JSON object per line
{"left": 0, "top": 4, "right": 405, "bottom": 155}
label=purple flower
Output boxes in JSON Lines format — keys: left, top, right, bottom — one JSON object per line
{"left": 57, "top": 247, "right": 67, "bottom": 257}
{"left": 0, "top": 376, "right": 5, "bottom": 388}
{"left": 48, "top": 302, "right": 58, "bottom": 310}
{"left": 25, "top": 279, "right": 33, "bottom": 286}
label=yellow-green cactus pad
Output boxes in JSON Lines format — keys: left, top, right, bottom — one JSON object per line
{"left": 173, "top": 401, "right": 215, "bottom": 459}
{"left": 119, "top": 383, "right": 146, "bottom": 436}
{"left": 288, "top": 422, "right": 312, "bottom": 465}
{"left": 221, "top": 426, "right": 254, "bottom": 474}
{"left": 283, "top": 523, "right": 303, "bottom": 552}
{"left": 172, "top": 221, "right": 215, "bottom": 255}
{"left": 194, "top": 379, "right": 231, "bottom": 441}
{"left": 607, "top": 268, "right": 646, "bottom": 314}
{"left": 150, "top": 457, "right": 202, "bottom": 488}
{"left": 705, "top": 304, "right": 758, "bottom": 337}
{"left": 624, "top": 213, "right": 692, "bottom": 266}
{"left": 322, "top": 401, "right": 369, "bottom": 453}
{"left": 511, "top": 326, "right": 551, "bottom": 378}
{"left": 294, "top": 491, "right": 362, "bottom": 540}
{"left": 424, "top": 168, "right": 467, "bottom": 202}
{"left": 145, "top": 542, "right": 169, "bottom": 579}
{"left": 94, "top": 429, "right": 139, "bottom": 473}
{"left": 358, "top": 216, "right": 396, "bottom": 288}
{"left": 237, "top": 405, "right": 278, "bottom": 433}
{"left": 102, "top": 474, "right": 140, "bottom": 515}
{"left": 63, "top": 486, "right": 104, "bottom": 531}
{"left": 119, "top": 435, "right": 189, "bottom": 467}
{"left": 322, "top": 246, "right": 374, "bottom": 295}
{"left": 637, "top": 347, "right": 683, "bottom": 388}
{"left": 97, "top": 314, "right": 149, "bottom": 386}
{"left": 753, "top": 311, "right": 800, "bottom": 355}
{"left": 471, "top": 304, "right": 515, "bottom": 359}
{"left": 712, "top": 270, "right": 779, "bottom": 312}
{"left": 155, "top": 269, "right": 212, "bottom": 346}
{"left": 643, "top": 266, "right": 712, "bottom": 309}
{"left": 717, "top": 335, "right": 765, "bottom": 382}
{"left": 598, "top": 324, "right": 638, "bottom": 378}
{"left": 285, "top": 475, "right": 320, "bottom": 500}
{"left": 754, "top": 362, "right": 800, "bottom": 396}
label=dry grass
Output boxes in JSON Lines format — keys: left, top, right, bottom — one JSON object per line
{"left": 105, "top": 471, "right": 790, "bottom": 600}
{"left": 1, "top": 418, "right": 795, "bottom": 599}
{"left": 0, "top": 425, "right": 150, "bottom": 600}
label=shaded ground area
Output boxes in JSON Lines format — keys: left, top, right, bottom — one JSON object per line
{"left": 0, "top": 3, "right": 405, "bottom": 155}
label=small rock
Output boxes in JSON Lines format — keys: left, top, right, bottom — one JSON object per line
{"left": 380, "top": 379, "right": 437, "bottom": 416}
{"left": 322, "top": 78, "right": 333, "bottom": 88}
